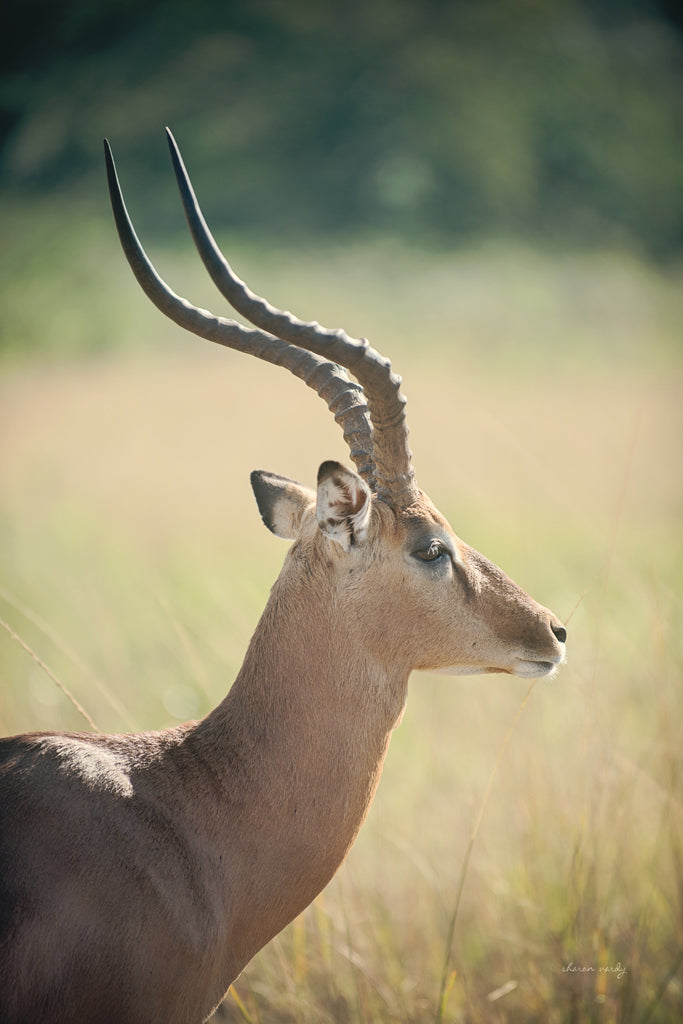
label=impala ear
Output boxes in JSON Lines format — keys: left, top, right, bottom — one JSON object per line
{"left": 250, "top": 471, "right": 315, "bottom": 540}
{"left": 316, "top": 461, "right": 372, "bottom": 552}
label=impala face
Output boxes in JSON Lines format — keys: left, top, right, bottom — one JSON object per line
{"left": 395, "top": 504, "right": 566, "bottom": 678}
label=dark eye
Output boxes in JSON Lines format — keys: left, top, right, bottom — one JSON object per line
{"left": 414, "top": 541, "right": 448, "bottom": 563}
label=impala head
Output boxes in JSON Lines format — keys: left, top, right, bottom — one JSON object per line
{"left": 250, "top": 462, "right": 565, "bottom": 680}
{"left": 105, "top": 130, "right": 566, "bottom": 682}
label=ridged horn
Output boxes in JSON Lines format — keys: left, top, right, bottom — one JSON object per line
{"left": 105, "top": 132, "right": 419, "bottom": 507}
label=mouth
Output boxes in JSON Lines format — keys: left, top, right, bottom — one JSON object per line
{"left": 432, "top": 649, "right": 566, "bottom": 679}
{"left": 512, "top": 653, "right": 566, "bottom": 679}
{"left": 512, "top": 661, "right": 557, "bottom": 679}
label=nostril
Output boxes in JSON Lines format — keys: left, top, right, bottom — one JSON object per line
{"left": 551, "top": 623, "right": 567, "bottom": 645}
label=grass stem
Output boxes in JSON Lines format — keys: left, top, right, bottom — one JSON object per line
{"left": 435, "top": 679, "right": 538, "bottom": 1023}
{"left": 0, "top": 615, "right": 99, "bottom": 732}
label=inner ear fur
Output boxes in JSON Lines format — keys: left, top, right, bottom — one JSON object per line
{"left": 251, "top": 470, "right": 315, "bottom": 540}
{"left": 316, "top": 460, "right": 372, "bottom": 552}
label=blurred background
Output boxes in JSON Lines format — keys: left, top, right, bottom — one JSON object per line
{"left": 1, "top": 1, "right": 682, "bottom": 1021}
{"left": 2, "top": 0, "right": 683, "bottom": 257}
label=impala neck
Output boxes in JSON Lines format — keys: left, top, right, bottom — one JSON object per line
{"left": 188, "top": 556, "right": 408, "bottom": 967}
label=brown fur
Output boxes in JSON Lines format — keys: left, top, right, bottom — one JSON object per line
{"left": 0, "top": 468, "right": 565, "bottom": 1023}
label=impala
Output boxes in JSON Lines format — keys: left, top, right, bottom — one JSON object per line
{"left": 0, "top": 130, "right": 566, "bottom": 1024}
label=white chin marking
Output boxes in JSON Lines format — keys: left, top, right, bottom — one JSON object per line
{"left": 513, "top": 660, "right": 559, "bottom": 679}
{"left": 433, "top": 665, "right": 499, "bottom": 677}
{"left": 432, "top": 660, "right": 560, "bottom": 679}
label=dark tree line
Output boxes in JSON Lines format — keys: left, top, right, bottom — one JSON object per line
{"left": 2, "top": 0, "right": 682, "bottom": 255}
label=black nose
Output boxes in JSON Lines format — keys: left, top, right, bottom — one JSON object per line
{"left": 551, "top": 622, "right": 567, "bottom": 644}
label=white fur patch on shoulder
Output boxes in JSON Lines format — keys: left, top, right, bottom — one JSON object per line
{"left": 49, "top": 737, "right": 134, "bottom": 797}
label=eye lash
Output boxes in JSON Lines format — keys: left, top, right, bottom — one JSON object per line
{"left": 414, "top": 541, "right": 449, "bottom": 563}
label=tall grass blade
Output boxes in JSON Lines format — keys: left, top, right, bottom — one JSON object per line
{"left": 435, "top": 679, "right": 538, "bottom": 1023}
{"left": 0, "top": 615, "right": 99, "bottom": 732}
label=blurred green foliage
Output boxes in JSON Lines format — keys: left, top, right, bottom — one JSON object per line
{"left": 2, "top": 0, "right": 682, "bottom": 254}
